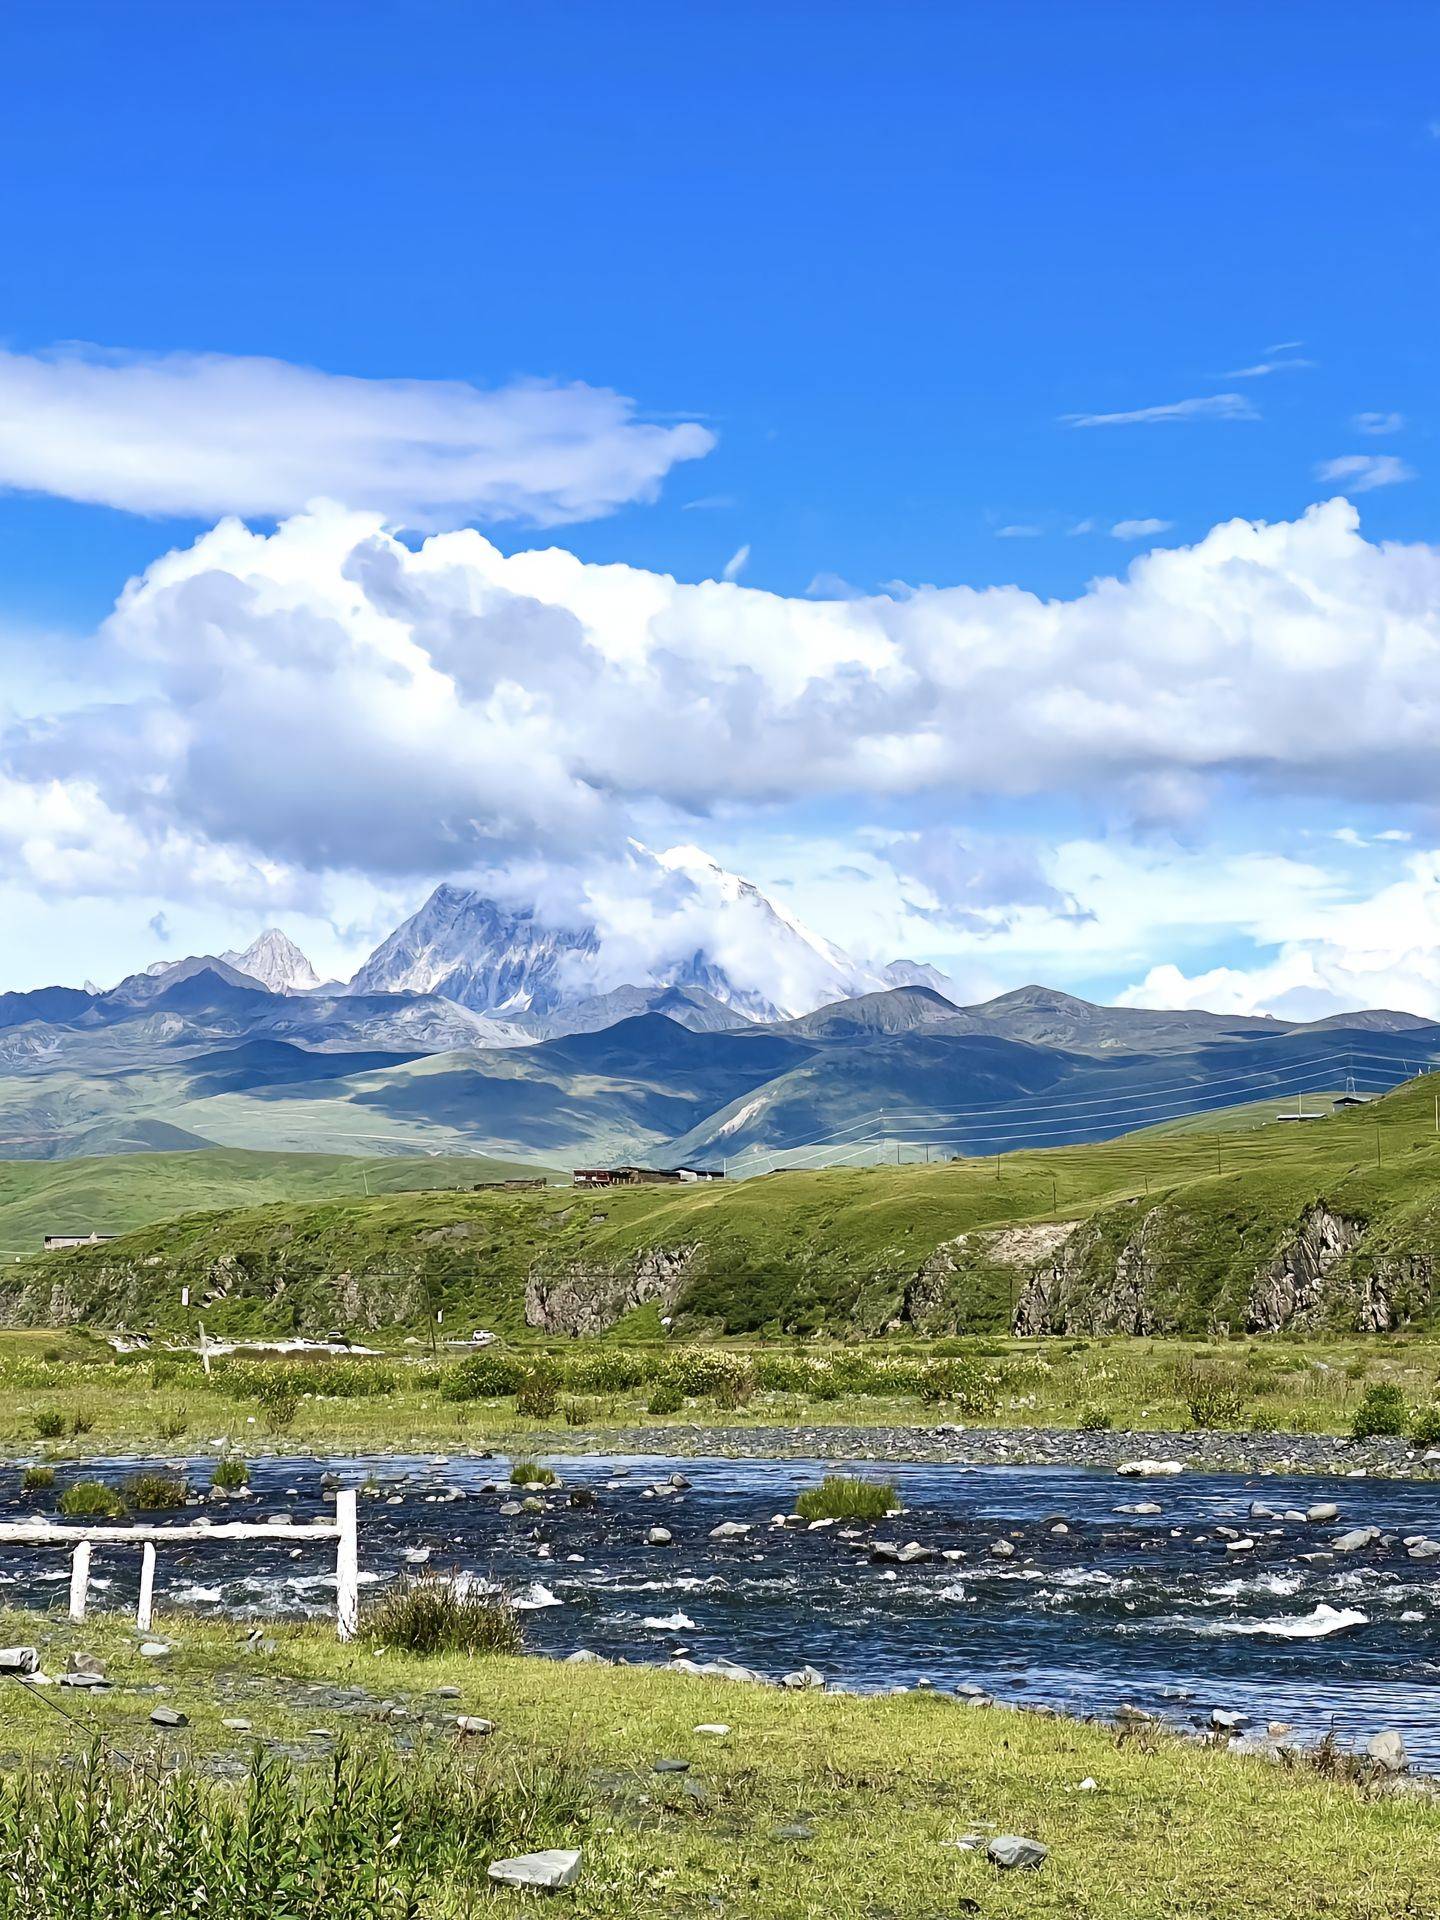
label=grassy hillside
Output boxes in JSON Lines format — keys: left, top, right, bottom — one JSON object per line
{"left": 10, "top": 1072, "right": 1440, "bottom": 1340}
{"left": 0, "top": 1146, "right": 557, "bottom": 1259}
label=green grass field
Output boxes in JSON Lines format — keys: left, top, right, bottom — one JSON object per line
{"left": 0, "top": 1147, "right": 557, "bottom": 1261}
{"left": 0, "top": 1610, "right": 1431, "bottom": 1918}
{"left": 0, "top": 1327, "right": 1436, "bottom": 1457}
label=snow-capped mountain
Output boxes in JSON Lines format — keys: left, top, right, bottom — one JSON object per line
{"left": 348, "top": 886, "right": 600, "bottom": 1017}
{"left": 347, "top": 845, "right": 918, "bottom": 1023}
{"left": 221, "top": 930, "right": 323, "bottom": 995}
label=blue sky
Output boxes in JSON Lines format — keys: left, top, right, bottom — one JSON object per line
{"left": 2, "top": 2, "right": 1439, "bottom": 1014}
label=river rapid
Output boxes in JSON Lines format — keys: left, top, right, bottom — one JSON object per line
{"left": 6, "top": 1452, "right": 1439, "bottom": 1764}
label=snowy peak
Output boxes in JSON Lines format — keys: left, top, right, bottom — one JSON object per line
{"left": 347, "top": 847, "right": 898, "bottom": 1023}
{"left": 348, "top": 885, "right": 599, "bottom": 1016}
{"left": 221, "top": 929, "right": 322, "bottom": 995}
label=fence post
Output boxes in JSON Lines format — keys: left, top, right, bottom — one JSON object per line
{"left": 136, "top": 1541, "right": 157, "bottom": 1631}
{"left": 334, "top": 1489, "right": 358, "bottom": 1641}
{"left": 69, "top": 1541, "right": 91, "bottom": 1623}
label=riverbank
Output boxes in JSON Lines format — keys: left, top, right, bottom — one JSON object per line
{"left": 0, "top": 1610, "right": 1434, "bottom": 1918}
{"left": 5, "top": 1329, "right": 1440, "bottom": 1470}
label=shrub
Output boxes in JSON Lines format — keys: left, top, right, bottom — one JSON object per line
{"left": 20, "top": 1466, "right": 55, "bottom": 1492}
{"left": 70, "top": 1411, "right": 96, "bottom": 1438}
{"left": 440, "top": 1350, "right": 528, "bottom": 1401}
{"left": 1077, "top": 1404, "right": 1112, "bottom": 1432}
{"left": 284, "top": 1359, "right": 398, "bottom": 1400}
{"left": 917, "top": 1359, "right": 998, "bottom": 1414}
{"left": 32, "top": 1411, "right": 65, "bottom": 1440}
{"left": 365, "top": 1574, "right": 523, "bottom": 1655}
{"left": 211, "top": 1456, "right": 251, "bottom": 1491}
{"left": 794, "top": 1475, "right": 896, "bottom": 1522}
{"left": 122, "top": 1471, "right": 188, "bottom": 1511}
{"left": 58, "top": 1479, "right": 126, "bottom": 1519}
{"left": 157, "top": 1409, "right": 189, "bottom": 1441}
{"left": 263, "top": 1392, "right": 299, "bottom": 1433}
{"left": 515, "top": 1368, "right": 560, "bottom": 1418}
{"left": 1351, "top": 1382, "right": 1409, "bottom": 1440}
{"left": 646, "top": 1381, "right": 685, "bottom": 1416}
{"left": 1179, "top": 1363, "right": 1249, "bottom": 1430}
{"left": 561, "top": 1397, "right": 596, "bottom": 1428}
{"left": 1410, "top": 1405, "right": 1440, "bottom": 1447}
{"left": 509, "top": 1461, "right": 556, "bottom": 1486}
{"left": 563, "top": 1349, "right": 657, "bottom": 1394}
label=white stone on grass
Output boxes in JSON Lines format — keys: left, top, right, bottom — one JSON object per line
{"left": 487, "top": 1848, "right": 582, "bottom": 1890}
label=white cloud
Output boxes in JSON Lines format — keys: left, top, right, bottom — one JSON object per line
{"left": 995, "top": 523, "right": 1043, "bottom": 538}
{"left": 1110, "top": 517, "right": 1173, "bottom": 540}
{"left": 721, "top": 543, "right": 751, "bottom": 581}
{"left": 9, "top": 495, "right": 1440, "bottom": 902}
{"left": 1314, "top": 454, "right": 1416, "bottom": 492}
{"left": 1120, "top": 852, "right": 1440, "bottom": 1020}
{"left": 0, "top": 344, "right": 713, "bottom": 528}
{"left": 1222, "top": 358, "right": 1316, "bottom": 378}
{"left": 1065, "top": 393, "right": 1258, "bottom": 428}
{"left": 1353, "top": 411, "right": 1405, "bottom": 436}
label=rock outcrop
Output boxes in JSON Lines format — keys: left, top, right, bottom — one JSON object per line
{"left": 525, "top": 1244, "right": 698, "bottom": 1335}
{"left": 1246, "top": 1206, "right": 1366, "bottom": 1331}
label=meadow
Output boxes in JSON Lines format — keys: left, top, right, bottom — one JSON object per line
{"left": 1, "top": 1327, "right": 1438, "bottom": 1459}
{"left": 0, "top": 1608, "right": 1432, "bottom": 1919}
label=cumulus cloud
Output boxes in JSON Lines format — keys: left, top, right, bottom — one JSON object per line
{"left": 1314, "top": 454, "right": 1415, "bottom": 492}
{"left": 1065, "top": 393, "right": 1258, "bottom": 427}
{"left": 8, "top": 496, "right": 1440, "bottom": 910}
{"left": 1119, "top": 851, "right": 1440, "bottom": 1020}
{"left": 0, "top": 344, "right": 713, "bottom": 527}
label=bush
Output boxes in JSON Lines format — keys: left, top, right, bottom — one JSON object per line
{"left": 515, "top": 1368, "right": 560, "bottom": 1418}
{"left": 284, "top": 1360, "right": 398, "bottom": 1400}
{"left": 157, "top": 1409, "right": 188, "bottom": 1441}
{"left": 917, "top": 1359, "right": 998, "bottom": 1414}
{"left": 563, "top": 1349, "right": 657, "bottom": 1394}
{"left": 646, "top": 1381, "right": 685, "bottom": 1416}
{"left": 70, "top": 1411, "right": 96, "bottom": 1438}
{"left": 122, "top": 1470, "right": 188, "bottom": 1510}
{"left": 794, "top": 1475, "right": 896, "bottom": 1522}
{"left": 365, "top": 1574, "right": 523, "bottom": 1656}
{"left": 561, "top": 1398, "right": 595, "bottom": 1428}
{"left": 20, "top": 1466, "right": 55, "bottom": 1492}
{"left": 1351, "top": 1382, "right": 1409, "bottom": 1439}
{"left": 1410, "top": 1405, "right": 1440, "bottom": 1447}
{"left": 1077, "top": 1404, "right": 1112, "bottom": 1431}
{"left": 211, "top": 1456, "right": 251, "bottom": 1491}
{"left": 32, "top": 1411, "right": 65, "bottom": 1440}
{"left": 509, "top": 1461, "right": 556, "bottom": 1486}
{"left": 440, "top": 1350, "right": 528, "bottom": 1402}
{"left": 1179, "top": 1362, "right": 1250, "bottom": 1430}
{"left": 58, "top": 1479, "right": 126, "bottom": 1519}
{"left": 263, "top": 1392, "right": 300, "bottom": 1433}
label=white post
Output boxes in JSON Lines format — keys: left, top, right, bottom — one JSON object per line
{"left": 334, "top": 1489, "right": 358, "bottom": 1642}
{"left": 198, "top": 1321, "right": 211, "bottom": 1377}
{"left": 69, "top": 1541, "right": 91, "bottom": 1622}
{"left": 136, "top": 1541, "right": 157, "bottom": 1631}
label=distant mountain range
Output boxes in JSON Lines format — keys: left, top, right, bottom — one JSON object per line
{"left": 0, "top": 943, "right": 1434, "bottom": 1165}
{"left": 3, "top": 845, "right": 1436, "bottom": 1164}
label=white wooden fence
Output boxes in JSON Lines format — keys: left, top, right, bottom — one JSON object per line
{"left": 0, "top": 1490, "right": 359, "bottom": 1639}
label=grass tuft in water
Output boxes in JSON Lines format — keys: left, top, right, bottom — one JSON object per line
{"left": 119, "top": 1470, "right": 187, "bottom": 1511}
{"left": 795, "top": 1475, "right": 896, "bottom": 1522}
{"left": 56, "top": 1480, "right": 125, "bottom": 1519}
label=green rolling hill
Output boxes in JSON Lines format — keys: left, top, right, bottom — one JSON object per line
{"left": 9, "top": 1071, "right": 1440, "bottom": 1343}
{"left": 0, "top": 1147, "right": 558, "bottom": 1261}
